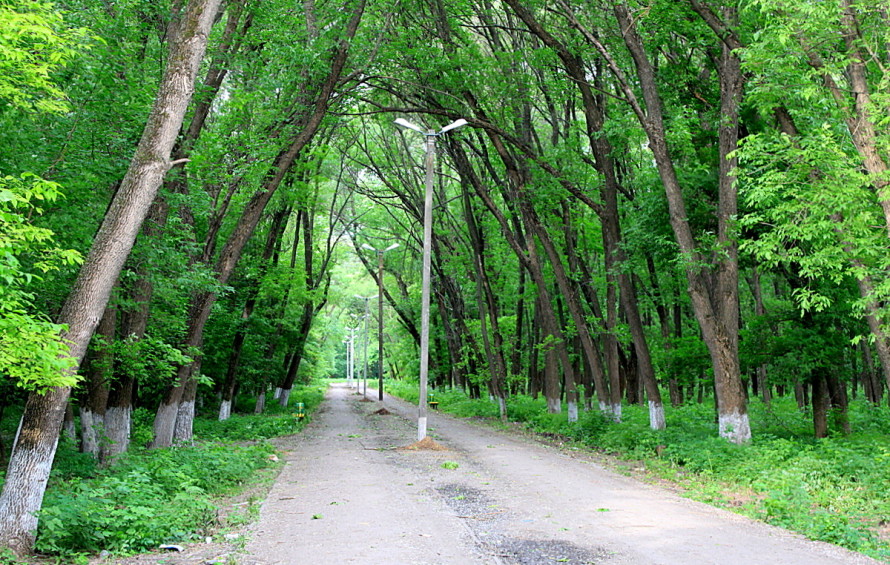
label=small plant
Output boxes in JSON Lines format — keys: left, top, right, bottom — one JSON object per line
{"left": 441, "top": 461, "right": 459, "bottom": 470}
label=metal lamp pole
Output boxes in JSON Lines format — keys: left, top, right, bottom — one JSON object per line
{"left": 361, "top": 297, "right": 371, "bottom": 399}
{"left": 354, "top": 295, "right": 374, "bottom": 399}
{"left": 349, "top": 328, "right": 355, "bottom": 387}
{"left": 394, "top": 117, "right": 467, "bottom": 441}
{"left": 361, "top": 242, "right": 400, "bottom": 400}
{"left": 349, "top": 314, "right": 362, "bottom": 390}
{"left": 344, "top": 328, "right": 355, "bottom": 387}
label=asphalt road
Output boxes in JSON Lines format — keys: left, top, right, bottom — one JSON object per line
{"left": 243, "top": 383, "right": 883, "bottom": 565}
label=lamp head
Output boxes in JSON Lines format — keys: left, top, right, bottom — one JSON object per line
{"left": 439, "top": 118, "right": 468, "bottom": 134}
{"left": 394, "top": 118, "right": 425, "bottom": 134}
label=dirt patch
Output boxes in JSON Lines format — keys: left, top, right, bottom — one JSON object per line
{"left": 371, "top": 407, "right": 391, "bottom": 415}
{"left": 399, "top": 436, "right": 448, "bottom": 451}
{"left": 491, "top": 537, "right": 610, "bottom": 565}
{"left": 438, "top": 483, "right": 502, "bottom": 522}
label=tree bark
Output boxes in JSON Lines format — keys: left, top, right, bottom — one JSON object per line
{"left": 462, "top": 179, "right": 508, "bottom": 419}
{"left": 218, "top": 208, "right": 288, "bottom": 420}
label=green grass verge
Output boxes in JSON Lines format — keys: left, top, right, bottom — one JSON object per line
{"left": 0, "top": 382, "right": 326, "bottom": 562}
{"left": 386, "top": 381, "right": 890, "bottom": 561}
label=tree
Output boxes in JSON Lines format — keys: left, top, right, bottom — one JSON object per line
{"left": 0, "top": 0, "right": 222, "bottom": 553}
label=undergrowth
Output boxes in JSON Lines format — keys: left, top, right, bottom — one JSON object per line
{"left": 386, "top": 381, "right": 890, "bottom": 561}
{"left": 0, "top": 382, "right": 325, "bottom": 562}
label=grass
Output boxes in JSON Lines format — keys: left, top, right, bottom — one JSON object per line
{"left": 386, "top": 380, "right": 890, "bottom": 561}
{"left": 0, "top": 382, "right": 326, "bottom": 562}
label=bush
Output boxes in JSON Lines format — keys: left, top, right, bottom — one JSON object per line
{"left": 193, "top": 383, "right": 326, "bottom": 441}
{"left": 37, "top": 441, "right": 277, "bottom": 557}
{"left": 23, "top": 382, "right": 331, "bottom": 559}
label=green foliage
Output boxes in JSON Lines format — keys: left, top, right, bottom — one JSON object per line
{"left": 0, "top": 173, "right": 81, "bottom": 389}
{"left": 194, "top": 384, "right": 325, "bottom": 441}
{"left": 106, "top": 334, "right": 192, "bottom": 387}
{"left": 36, "top": 441, "right": 277, "bottom": 556}
{"left": 0, "top": 0, "right": 90, "bottom": 114}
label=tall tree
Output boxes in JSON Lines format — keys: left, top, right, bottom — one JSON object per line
{"left": 0, "top": 0, "right": 222, "bottom": 553}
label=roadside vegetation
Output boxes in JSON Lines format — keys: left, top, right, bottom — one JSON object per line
{"left": 388, "top": 381, "right": 890, "bottom": 562}
{"left": 0, "top": 383, "right": 324, "bottom": 564}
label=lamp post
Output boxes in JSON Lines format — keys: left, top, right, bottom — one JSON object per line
{"left": 343, "top": 337, "right": 350, "bottom": 386}
{"left": 344, "top": 328, "right": 356, "bottom": 387}
{"left": 355, "top": 295, "right": 374, "bottom": 399}
{"left": 348, "top": 327, "right": 355, "bottom": 387}
{"left": 394, "top": 117, "right": 467, "bottom": 441}
{"left": 349, "top": 314, "right": 362, "bottom": 391}
{"left": 361, "top": 242, "right": 400, "bottom": 400}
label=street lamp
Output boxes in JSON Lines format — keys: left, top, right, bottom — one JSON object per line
{"left": 344, "top": 327, "right": 356, "bottom": 387}
{"left": 395, "top": 117, "right": 467, "bottom": 441}
{"left": 349, "top": 314, "right": 362, "bottom": 391}
{"left": 355, "top": 295, "right": 374, "bottom": 399}
{"left": 361, "top": 242, "right": 400, "bottom": 400}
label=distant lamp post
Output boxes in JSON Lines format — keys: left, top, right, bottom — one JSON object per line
{"left": 395, "top": 117, "right": 467, "bottom": 441}
{"left": 349, "top": 314, "right": 362, "bottom": 390}
{"left": 361, "top": 242, "right": 400, "bottom": 400}
{"left": 355, "top": 295, "right": 374, "bottom": 399}
{"left": 344, "top": 327, "right": 356, "bottom": 387}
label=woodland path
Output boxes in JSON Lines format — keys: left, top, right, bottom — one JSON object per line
{"left": 242, "top": 383, "right": 881, "bottom": 565}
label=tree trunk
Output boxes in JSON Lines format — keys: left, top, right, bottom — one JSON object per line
{"left": 859, "top": 340, "right": 882, "bottom": 404}
{"left": 747, "top": 269, "right": 772, "bottom": 407}
{"left": 102, "top": 204, "right": 162, "bottom": 461}
{"left": 0, "top": 0, "right": 221, "bottom": 553}
{"left": 462, "top": 181, "right": 508, "bottom": 419}
{"left": 81, "top": 303, "right": 115, "bottom": 456}
{"left": 599, "top": 3, "right": 749, "bottom": 441}
{"left": 276, "top": 305, "right": 315, "bottom": 407}
{"left": 218, "top": 209, "right": 288, "bottom": 420}
{"left": 812, "top": 373, "right": 829, "bottom": 439}
{"left": 825, "top": 373, "right": 851, "bottom": 435}
{"left": 174, "top": 376, "right": 199, "bottom": 443}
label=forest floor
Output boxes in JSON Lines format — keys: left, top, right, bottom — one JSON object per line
{"left": 95, "top": 383, "right": 885, "bottom": 565}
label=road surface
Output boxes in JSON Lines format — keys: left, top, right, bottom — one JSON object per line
{"left": 243, "top": 383, "right": 881, "bottom": 564}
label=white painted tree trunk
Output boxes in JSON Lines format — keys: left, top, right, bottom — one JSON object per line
{"left": 254, "top": 391, "right": 266, "bottom": 414}
{"left": 567, "top": 401, "right": 578, "bottom": 423}
{"left": 173, "top": 400, "right": 195, "bottom": 443}
{"left": 648, "top": 401, "right": 666, "bottom": 431}
{"left": 278, "top": 387, "right": 292, "bottom": 407}
{"left": 719, "top": 410, "right": 750, "bottom": 444}
{"left": 546, "top": 397, "right": 561, "bottom": 414}
{"left": 80, "top": 409, "right": 103, "bottom": 456}
{"left": 218, "top": 399, "right": 232, "bottom": 421}
{"left": 101, "top": 405, "right": 131, "bottom": 461}
{"left": 273, "top": 387, "right": 283, "bottom": 400}
{"left": 610, "top": 402, "right": 622, "bottom": 423}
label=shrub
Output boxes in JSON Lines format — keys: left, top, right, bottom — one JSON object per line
{"left": 36, "top": 441, "right": 277, "bottom": 557}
